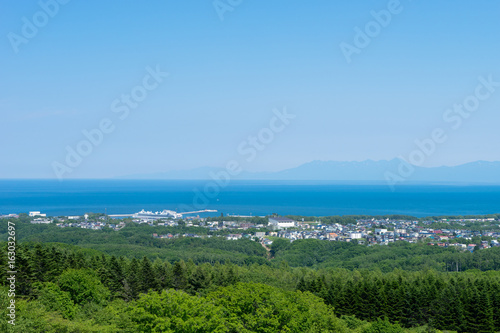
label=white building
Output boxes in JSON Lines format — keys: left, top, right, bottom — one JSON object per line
{"left": 31, "top": 218, "right": 51, "bottom": 224}
{"left": 255, "top": 232, "right": 266, "bottom": 238}
{"left": 349, "top": 232, "right": 363, "bottom": 239}
{"left": 268, "top": 217, "right": 296, "bottom": 230}
{"left": 29, "top": 211, "right": 46, "bottom": 217}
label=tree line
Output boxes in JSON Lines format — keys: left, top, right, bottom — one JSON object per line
{"left": 271, "top": 238, "right": 500, "bottom": 272}
{"left": 297, "top": 268, "right": 500, "bottom": 332}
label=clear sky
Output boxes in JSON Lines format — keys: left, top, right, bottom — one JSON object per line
{"left": 1, "top": 0, "right": 499, "bottom": 179}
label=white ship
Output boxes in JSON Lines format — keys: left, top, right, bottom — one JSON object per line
{"left": 133, "top": 209, "right": 183, "bottom": 219}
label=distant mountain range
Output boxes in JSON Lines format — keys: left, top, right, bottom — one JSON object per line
{"left": 119, "top": 159, "right": 500, "bottom": 184}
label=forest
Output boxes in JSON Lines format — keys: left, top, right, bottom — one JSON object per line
{"left": 1, "top": 217, "right": 500, "bottom": 332}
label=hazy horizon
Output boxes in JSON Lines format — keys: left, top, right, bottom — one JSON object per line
{"left": 4, "top": 158, "right": 500, "bottom": 181}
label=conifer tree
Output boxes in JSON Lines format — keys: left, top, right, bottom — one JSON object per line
{"left": 339, "top": 280, "right": 357, "bottom": 316}
{"left": 433, "top": 280, "right": 463, "bottom": 332}
{"left": 74, "top": 252, "right": 87, "bottom": 269}
{"left": 152, "top": 258, "right": 168, "bottom": 289}
{"left": 162, "top": 261, "right": 174, "bottom": 289}
{"left": 296, "top": 277, "right": 307, "bottom": 292}
{"left": 108, "top": 255, "right": 125, "bottom": 297}
{"left": 97, "top": 254, "right": 112, "bottom": 288}
{"left": 371, "top": 278, "right": 386, "bottom": 321}
{"left": 473, "top": 280, "right": 495, "bottom": 333}
{"left": 172, "top": 260, "right": 188, "bottom": 290}
{"left": 225, "top": 264, "right": 240, "bottom": 286}
{"left": 66, "top": 252, "right": 78, "bottom": 269}
{"left": 461, "top": 284, "right": 478, "bottom": 333}
{"left": 490, "top": 281, "right": 500, "bottom": 329}
{"left": 14, "top": 244, "right": 35, "bottom": 296}
{"left": 48, "top": 246, "right": 64, "bottom": 278}
{"left": 188, "top": 264, "right": 212, "bottom": 294}
{"left": 124, "top": 258, "right": 141, "bottom": 300}
{"left": 31, "top": 244, "right": 50, "bottom": 282}
{"left": 140, "top": 256, "right": 158, "bottom": 293}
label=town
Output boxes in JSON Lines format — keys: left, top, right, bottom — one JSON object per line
{"left": 3, "top": 209, "right": 500, "bottom": 252}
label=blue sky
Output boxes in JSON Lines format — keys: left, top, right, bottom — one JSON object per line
{"left": 1, "top": 0, "right": 499, "bottom": 178}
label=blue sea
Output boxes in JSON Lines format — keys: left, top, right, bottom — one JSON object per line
{"left": 1, "top": 180, "right": 500, "bottom": 217}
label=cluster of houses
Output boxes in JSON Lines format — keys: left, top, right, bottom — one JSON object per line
{"left": 0, "top": 214, "right": 19, "bottom": 219}
{"left": 266, "top": 217, "right": 500, "bottom": 251}
{"left": 55, "top": 220, "right": 125, "bottom": 231}
{"left": 55, "top": 221, "right": 120, "bottom": 231}
{"left": 4, "top": 211, "right": 500, "bottom": 252}
{"left": 152, "top": 233, "right": 178, "bottom": 239}
{"left": 146, "top": 216, "right": 500, "bottom": 252}
{"left": 53, "top": 214, "right": 126, "bottom": 231}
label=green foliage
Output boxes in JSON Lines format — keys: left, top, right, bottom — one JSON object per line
{"left": 58, "top": 269, "right": 110, "bottom": 306}
{"left": 36, "top": 282, "right": 77, "bottom": 319}
{"left": 270, "top": 238, "right": 290, "bottom": 257}
{"left": 128, "top": 289, "right": 230, "bottom": 332}
{"left": 362, "top": 318, "right": 405, "bottom": 333}
{"left": 340, "top": 315, "right": 369, "bottom": 330}
{"left": 206, "top": 282, "right": 349, "bottom": 332}
{"left": 126, "top": 283, "right": 354, "bottom": 332}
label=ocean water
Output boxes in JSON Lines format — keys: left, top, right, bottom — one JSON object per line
{"left": 1, "top": 179, "right": 500, "bottom": 217}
